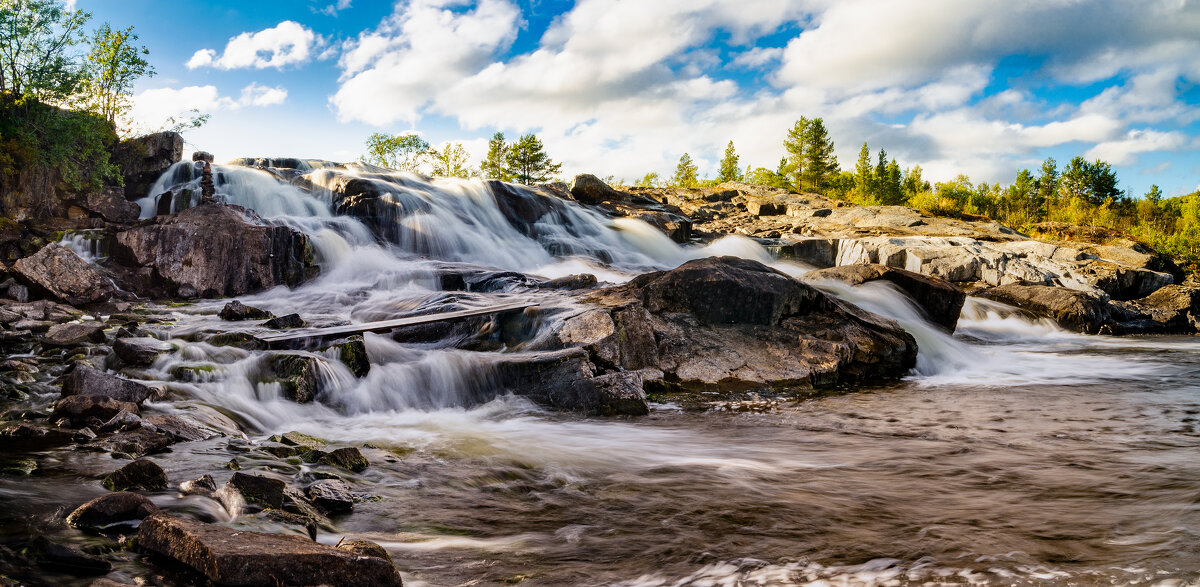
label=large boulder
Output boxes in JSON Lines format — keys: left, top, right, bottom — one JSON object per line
{"left": 81, "top": 187, "right": 141, "bottom": 223}
{"left": 977, "top": 284, "right": 1115, "bottom": 334}
{"left": 550, "top": 257, "right": 918, "bottom": 395}
{"left": 802, "top": 263, "right": 967, "bottom": 332}
{"left": 570, "top": 174, "right": 628, "bottom": 205}
{"left": 137, "top": 512, "right": 403, "bottom": 586}
{"left": 11, "top": 243, "right": 116, "bottom": 305}
{"left": 112, "top": 203, "right": 318, "bottom": 298}
{"left": 110, "top": 132, "right": 183, "bottom": 199}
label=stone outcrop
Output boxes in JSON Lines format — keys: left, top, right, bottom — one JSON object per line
{"left": 977, "top": 284, "right": 1116, "bottom": 334}
{"left": 802, "top": 263, "right": 967, "bottom": 332}
{"left": 1116, "top": 284, "right": 1200, "bottom": 334}
{"left": 536, "top": 257, "right": 917, "bottom": 401}
{"left": 112, "top": 203, "right": 318, "bottom": 298}
{"left": 12, "top": 243, "right": 116, "bottom": 305}
{"left": 80, "top": 187, "right": 141, "bottom": 223}
{"left": 110, "top": 132, "right": 183, "bottom": 200}
{"left": 137, "top": 512, "right": 403, "bottom": 586}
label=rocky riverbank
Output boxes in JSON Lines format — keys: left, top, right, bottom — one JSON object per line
{"left": 0, "top": 144, "right": 1196, "bottom": 585}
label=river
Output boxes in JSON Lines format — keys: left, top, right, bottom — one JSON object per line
{"left": 3, "top": 162, "right": 1197, "bottom": 585}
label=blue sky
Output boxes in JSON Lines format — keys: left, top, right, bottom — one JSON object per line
{"left": 80, "top": 0, "right": 1200, "bottom": 197}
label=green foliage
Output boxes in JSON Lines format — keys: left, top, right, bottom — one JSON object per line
{"left": 362, "top": 132, "right": 430, "bottom": 172}
{"left": 480, "top": 132, "right": 509, "bottom": 181}
{"left": 429, "top": 142, "right": 474, "bottom": 178}
{"left": 744, "top": 166, "right": 788, "bottom": 190}
{"left": 717, "top": 140, "right": 741, "bottom": 183}
{"left": 505, "top": 133, "right": 561, "bottom": 185}
{"left": 0, "top": 99, "right": 118, "bottom": 192}
{"left": 0, "top": 0, "right": 90, "bottom": 102}
{"left": 671, "top": 153, "right": 699, "bottom": 187}
{"left": 635, "top": 172, "right": 660, "bottom": 187}
{"left": 81, "top": 23, "right": 152, "bottom": 127}
{"left": 783, "top": 116, "right": 838, "bottom": 193}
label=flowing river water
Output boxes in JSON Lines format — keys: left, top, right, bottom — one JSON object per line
{"left": 3, "top": 162, "right": 1199, "bottom": 585}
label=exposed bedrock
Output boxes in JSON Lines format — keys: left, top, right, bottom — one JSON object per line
{"left": 524, "top": 256, "right": 917, "bottom": 405}
{"left": 111, "top": 203, "right": 318, "bottom": 298}
{"left": 802, "top": 263, "right": 967, "bottom": 333}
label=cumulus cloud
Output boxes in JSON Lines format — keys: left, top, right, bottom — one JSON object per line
{"left": 187, "top": 21, "right": 320, "bottom": 70}
{"left": 130, "top": 83, "right": 289, "bottom": 130}
{"left": 329, "top": 0, "right": 1200, "bottom": 182}
{"left": 1084, "top": 129, "right": 1190, "bottom": 166}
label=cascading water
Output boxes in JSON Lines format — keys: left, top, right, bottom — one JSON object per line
{"left": 32, "top": 160, "right": 1194, "bottom": 585}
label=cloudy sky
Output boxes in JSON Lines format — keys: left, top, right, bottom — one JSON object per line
{"left": 84, "top": 0, "right": 1200, "bottom": 196}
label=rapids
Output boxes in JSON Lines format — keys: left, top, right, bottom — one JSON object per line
{"left": 4, "top": 162, "right": 1197, "bottom": 585}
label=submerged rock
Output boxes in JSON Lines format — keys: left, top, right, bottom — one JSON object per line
{"left": 802, "top": 263, "right": 967, "bottom": 333}
{"left": 112, "top": 203, "right": 318, "bottom": 298}
{"left": 322, "top": 335, "right": 370, "bottom": 377}
{"left": 27, "top": 535, "right": 111, "bottom": 576}
{"left": 112, "top": 336, "right": 174, "bottom": 366}
{"left": 264, "top": 353, "right": 322, "bottom": 403}
{"left": 11, "top": 244, "right": 116, "bottom": 305}
{"left": 264, "top": 313, "right": 305, "bottom": 329}
{"left": 102, "top": 458, "right": 167, "bottom": 491}
{"left": 218, "top": 299, "right": 274, "bottom": 320}
{"left": 66, "top": 492, "right": 160, "bottom": 532}
{"left": 137, "top": 512, "right": 403, "bottom": 586}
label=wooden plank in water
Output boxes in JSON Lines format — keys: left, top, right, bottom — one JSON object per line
{"left": 258, "top": 301, "right": 535, "bottom": 347}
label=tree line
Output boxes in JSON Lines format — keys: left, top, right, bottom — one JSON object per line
{"left": 361, "top": 131, "right": 562, "bottom": 186}
{"left": 651, "top": 116, "right": 1198, "bottom": 274}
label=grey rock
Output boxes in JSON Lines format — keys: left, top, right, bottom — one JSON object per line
{"left": 42, "top": 322, "right": 106, "bottom": 347}
{"left": 102, "top": 458, "right": 167, "bottom": 491}
{"left": 66, "top": 491, "right": 159, "bottom": 532}
{"left": 306, "top": 479, "right": 355, "bottom": 514}
{"left": 112, "top": 336, "right": 173, "bottom": 366}
{"left": 11, "top": 244, "right": 115, "bottom": 305}
{"left": 61, "top": 364, "right": 155, "bottom": 404}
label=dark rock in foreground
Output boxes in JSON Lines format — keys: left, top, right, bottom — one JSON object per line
{"left": 27, "top": 535, "right": 111, "bottom": 576}
{"left": 112, "top": 203, "right": 318, "bottom": 298}
{"left": 66, "top": 492, "right": 159, "bottom": 532}
{"left": 137, "top": 512, "right": 403, "bottom": 586}
{"left": 11, "top": 244, "right": 116, "bottom": 305}
{"left": 102, "top": 458, "right": 167, "bottom": 491}
{"left": 556, "top": 256, "right": 918, "bottom": 395}
{"left": 802, "top": 263, "right": 967, "bottom": 333}
{"left": 61, "top": 364, "right": 155, "bottom": 404}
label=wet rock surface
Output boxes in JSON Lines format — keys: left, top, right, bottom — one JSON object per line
{"left": 802, "top": 263, "right": 966, "bottom": 333}
{"left": 66, "top": 492, "right": 160, "bottom": 532}
{"left": 112, "top": 203, "right": 318, "bottom": 298}
{"left": 102, "top": 458, "right": 168, "bottom": 491}
{"left": 137, "top": 512, "right": 403, "bottom": 586}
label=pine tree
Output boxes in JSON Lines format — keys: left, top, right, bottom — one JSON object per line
{"left": 800, "top": 118, "right": 837, "bottom": 193}
{"left": 1035, "top": 157, "right": 1058, "bottom": 211}
{"left": 672, "top": 153, "right": 699, "bottom": 187}
{"left": 881, "top": 158, "right": 903, "bottom": 205}
{"left": 505, "top": 133, "right": 561, "bottom": 185}
{"left": 716, "top": 141, "right": 742, "bottom": 183}
{"left": 782, "top": 117, "right": 810, "bottom": 190}
{"left": 854, "top": 142, "right": 874, "bottom": 195}
{"left": 480, "top": 132, "right": 510, "bottom": 180}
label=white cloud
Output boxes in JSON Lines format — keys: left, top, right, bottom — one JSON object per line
{"left": 1084, "top": 129, "right": 1189, "bottom": 166}
{"left": 187, "top": 21, "right": 320, "bottom": 70}
{"left": 320, "top": 0, "right": 353, "bottom": 16}
{"left": 130, "top": 83, "right": 289, "bottom": 131}
{"left": 325, "top": 0, "right": 1200, "bottom": 184}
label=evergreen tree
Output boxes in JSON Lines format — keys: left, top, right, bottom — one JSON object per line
{"left": 1144, "top": 184, "right": 1163, "bottom": 204}
{"left": 672, "top": 153, "right": 699, "bottom": 187}
{"left": 855, "top": 142, "right": 874, "bottom": 195}
{"left": 800, "top": 118, "right": 838, "bottom": 192}
{"left": 505, "top": 133, "right": 561, "bottom": 185}
{"left": 781, "top": 117, "right": 810, "bottom": 190}
{"left": 1035, "top": 157, "right": 1059, "bottom": 209}
{"left": 480, "top": 132, "right": 510, "bottom": 180}
{"left": 717, "top": 140, "right": 742, "bottom": 182}
{"left": 880, "top": 158, "right": 903, "bottom": 205}
{"left": 902, "top": 165, "right": 927, "bottom": 198}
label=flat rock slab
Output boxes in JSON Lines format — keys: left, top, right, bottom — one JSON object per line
{"left": 137, "top": 513, "right": 403, "bottom": 586}
{"left": 42, "top": 322, "right": 107, "bottom": 347}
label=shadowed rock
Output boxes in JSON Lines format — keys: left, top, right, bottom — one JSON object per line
{"left": 113, "top": 337, "right": 174, "bottom": 366}
{"left": 112, "top": 203, "right": 318, "bottom": 298}
{"left": 66, "top": 492, "right": 159, "bottom": 532}
{"left": 102, "top": 459, "right": 167, "bottom": 491}
{"left": 218, "top": 300, "right": 273, "bottom": 321}
{"left": 61, "top": 364, "right": 155, "bottom": 404}
{"left": 802, "top": 263, "right": 967, "bottom": 333}
{"left": 978, "top": 284, "right": 1115, "bottom": 334}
